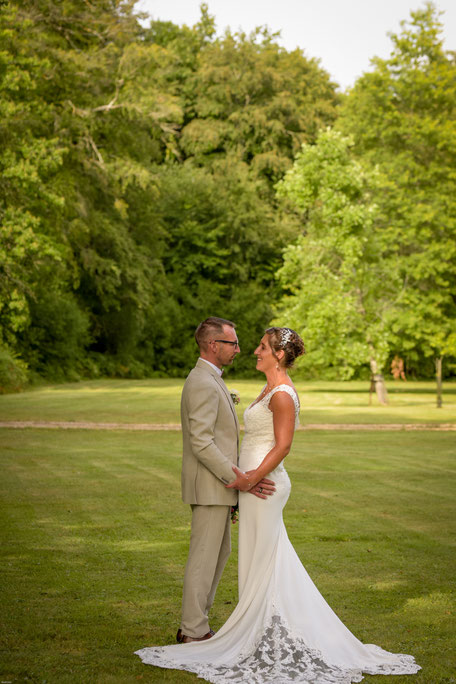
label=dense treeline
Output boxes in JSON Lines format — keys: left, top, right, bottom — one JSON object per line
{"left": 0, "top": 0, "right": 454, "bottom": 389}
{"left": 0, "top": 0, "right": 337, "bottom": 382}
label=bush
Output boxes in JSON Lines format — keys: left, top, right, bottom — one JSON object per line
{"left": 0, "top": 346, "right": 28, "bottom": 393}
{"left": 18, "top": 292, "right": 91, "bottom": 380}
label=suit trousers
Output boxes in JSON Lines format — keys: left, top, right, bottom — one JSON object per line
{"left": 180, "top": 504, "right": 231, "bottom": 637}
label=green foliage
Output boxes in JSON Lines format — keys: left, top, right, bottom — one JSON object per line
{"left": 0, "top": 3, "right": 69, "bottom": 345}
{"left": 174, "top": 24, "right": 339, "bottom": 185}
{"left": 0, "top": 344, "right": 28, "bottom": 393}
{"left": 0, "top": 209, "right": 64, "bottom": 343}
{"left": 139, "top": 161, "right": 297, "bottom": 375}
{"left": 0, "top": 0, "right": 178, "bottom": 378}
{"left": 1, "top": 0, "right": 453, "bottom": 383}
{"left": 276, "top": 130, "right": 395, "bottom": 379}
{"left": 17, "top": 292, "right": 91, "bottom": 380}
{"left": 0, "top": 0, "right": 339, "bottom": 382}
{"left": 337, "top": 2, "right": 456, "bottom": 375}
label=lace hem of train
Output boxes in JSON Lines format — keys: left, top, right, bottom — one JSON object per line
{"left": 135, "top": 614, "right": 420, "bottom": 684}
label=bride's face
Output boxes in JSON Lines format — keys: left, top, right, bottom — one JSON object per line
{"left": 254, "top": 334, "right": 276, "bottom": 373}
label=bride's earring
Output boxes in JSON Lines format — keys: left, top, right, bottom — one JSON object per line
{"left": 276, "top": 363, "right": 280, "bottom": 370}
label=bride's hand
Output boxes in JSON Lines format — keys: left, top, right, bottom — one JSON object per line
{"left": 226, "top": 465, "right": 255, "bottom": 492}
{"left": 226, "top": 467, "right": 276, "bottom": 499}
{"left": 247, "top": 473, "right": 276, "bottom": 500}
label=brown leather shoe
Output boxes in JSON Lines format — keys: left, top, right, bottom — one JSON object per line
{"left": 176, "top": 629, "right": 214, "bottom": 643}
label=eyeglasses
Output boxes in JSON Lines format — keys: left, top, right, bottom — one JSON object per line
{"left": 213, "top": 339, "right": 240, "bottom": 348}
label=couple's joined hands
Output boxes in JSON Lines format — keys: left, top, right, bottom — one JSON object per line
{"left": 226, "top": 466, "right": 275, "bottom": 500}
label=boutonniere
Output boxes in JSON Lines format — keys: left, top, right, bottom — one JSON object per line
{"left": 229, "top": 389, "right": 240, "bottom": 405}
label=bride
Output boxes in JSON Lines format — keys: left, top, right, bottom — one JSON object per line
{"left": 136, "top": 327, "right": 420, "bottom": 683}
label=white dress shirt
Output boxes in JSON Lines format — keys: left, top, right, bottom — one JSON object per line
{"left": 199, "top": 358, "right": 223, "bottom": 376}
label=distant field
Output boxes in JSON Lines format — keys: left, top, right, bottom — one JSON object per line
{"left": 0, "top": 428, "right": 455, "bottom": 683}
{"left": 0, "top": 378, "right": 455, "bottom": 425}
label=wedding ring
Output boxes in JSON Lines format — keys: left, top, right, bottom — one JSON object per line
{"left": 259, "top": 487, "right": 263, "bottom": 494}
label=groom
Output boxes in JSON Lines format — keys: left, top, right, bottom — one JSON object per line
{"left": 177, "top": 317, "right": 275, "bottom": 644}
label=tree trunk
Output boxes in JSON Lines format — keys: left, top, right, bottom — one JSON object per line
{"left": 369, "top": 359, "right": 388, "bottom": 405}
{"left": 368, "top": 375, "right": 375, "bottom": 405}
{"left": 435, "top": 357, "right": 443, "bottom": 408}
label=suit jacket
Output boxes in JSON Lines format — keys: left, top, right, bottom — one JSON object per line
{"left": 180, "top": 359, "right": 240, "bottom": 505}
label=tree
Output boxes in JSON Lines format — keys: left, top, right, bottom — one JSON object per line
{"left": 141, "top": 161, "right": 299, "bottom": 375}
{"left": 137, "top": 8, "right": 340, "bottom": 376}
{"left": 143, "top": 7, "right": 339, "bottom": 184}
{"left": 338, "top": 2, "right": 456, "bottom": 399}
{"left": 0, "top": 2, "right": 69, "bottom": 378}
{"left": 1, "top": 0, "right": 180, "bottom": 377}
{"left": 176, "top": 23, "right": 339, "bottom": 187}
{"left": 1, "top": 1, "right": 340, "bottom": 381}
{"left": 276, "top": 130, "right": 396, "bottom": 402}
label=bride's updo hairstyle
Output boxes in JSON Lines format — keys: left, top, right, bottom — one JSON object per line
{"left": 264, "top": 327, "right": 305, "bottom": 368}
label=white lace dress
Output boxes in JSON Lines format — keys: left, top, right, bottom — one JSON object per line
{"left": 135, "top": 385, "right": 420, "bottom": 683}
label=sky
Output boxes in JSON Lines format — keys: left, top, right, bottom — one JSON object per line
{"left": 136, "top": 0, "right": 456, "bottom": 90}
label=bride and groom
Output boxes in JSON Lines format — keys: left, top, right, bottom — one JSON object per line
{"left": 136, "top": 317, "right": 420, "bottom": 683}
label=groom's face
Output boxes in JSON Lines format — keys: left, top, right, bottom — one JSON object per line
{"left": 213, "top": 325, "right": 240, "bottom": 367}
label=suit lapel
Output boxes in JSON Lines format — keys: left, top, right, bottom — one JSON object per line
{"left": 214, "top": 373, "right": 240, "bottom": 433}
{"left": 196, "top": 359, "right": 240, "bottom": 436}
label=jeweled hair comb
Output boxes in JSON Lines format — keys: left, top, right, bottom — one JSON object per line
{"left": 279, "top": 328, "right": 293, "bottom": 348}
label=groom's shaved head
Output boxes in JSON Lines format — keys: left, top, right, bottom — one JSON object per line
{"left": 195, "top": 317, "right": 236, "bottom": 351}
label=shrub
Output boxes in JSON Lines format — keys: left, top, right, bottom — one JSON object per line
{"left": 0, "top": 346, "right": 28, "bottom": 393}
{"left": 18, "top": 292, "right": 91, "bottom": 379}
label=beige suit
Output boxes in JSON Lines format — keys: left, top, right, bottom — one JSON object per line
{"left": 180, "top": 358, "right": 240, "bottom": 637}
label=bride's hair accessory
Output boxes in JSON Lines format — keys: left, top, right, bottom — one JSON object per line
{"left": 279, "top": 328, "right": 293, "bottom": 348}
{"left": 264, "top": 327, "right": 305, "bottom": 368}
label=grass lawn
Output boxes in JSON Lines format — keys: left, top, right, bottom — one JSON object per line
{"left": 0, "top": 379, "right": 455, "bottom": 424}
{"left": 1, "top": 427, "right": 455, "bottom": 683}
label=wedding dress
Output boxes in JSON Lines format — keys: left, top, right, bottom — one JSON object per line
{"left": 135, "top": 385, "right": 420, "bottom": 683}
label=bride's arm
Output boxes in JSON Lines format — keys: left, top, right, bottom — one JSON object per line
{"left": 227, "top": 392, "right": 295, "bottom": 492}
